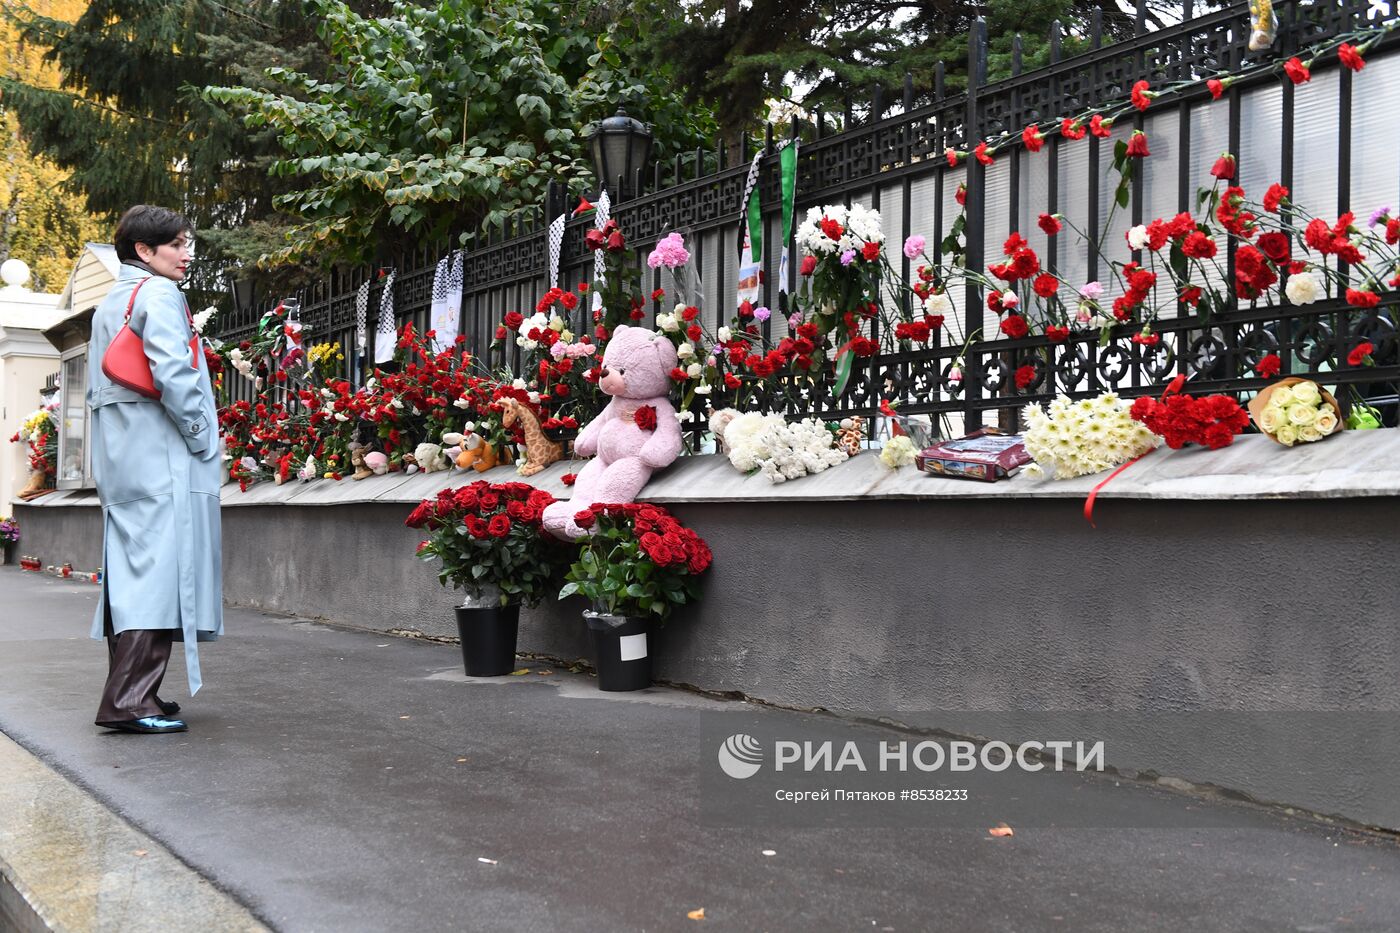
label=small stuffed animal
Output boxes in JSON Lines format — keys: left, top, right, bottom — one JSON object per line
{"left": 414, "top": 441, "right": 450, "bottom": 473}
{"left": 499, "top": 397, "right": 562, "bottom": 477}
{"left": 298, "top": 455, "right": 319, "bottom": 482}
{"left": 351, "top": 447, "right": 374, "bottom": 481}
{"left": 835, "top": 417, "right": 865, "bottom": 457}
{"left": 449, "top": 430, "right": 500, "bottom": 472}
{"left": 541, "top": 325, "right": 683, "bottom": 539}
{"left": 364, "top": 451, "right": 389, "bottom": 476}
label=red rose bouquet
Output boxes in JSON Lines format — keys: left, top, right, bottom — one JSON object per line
{"left": 407, "top": 482, "right": 573, "bottom": 606}
{"left": 1129, "top": 375, "right": 1249, "bottom": 450}
{"left": 559, "top": 503, "right": 712, "bottom": 621}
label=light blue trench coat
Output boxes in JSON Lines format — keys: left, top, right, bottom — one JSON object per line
{"left": 86, "top": 263, "right": 223, "bottom": 695}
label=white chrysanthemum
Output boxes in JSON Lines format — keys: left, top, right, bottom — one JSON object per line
{"left": 1022, "top": 391, "right": 1160, "bottom": 479}
{"left": 795, "top": 203, "right": 885, "bottom": 257}
{"left": 1127, "top": 225, "right": 1151, "bottom": 250}
{"left": 1285, "top": 271, "right": 1324, "bottom": 305}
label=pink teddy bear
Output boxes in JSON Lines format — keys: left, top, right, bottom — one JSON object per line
{"left": 542, "top": 325, "right": 683, "bottom": 539}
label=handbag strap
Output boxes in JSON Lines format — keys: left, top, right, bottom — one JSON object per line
{"left": 124, "top": 277, "right": 195, "bottom": 328}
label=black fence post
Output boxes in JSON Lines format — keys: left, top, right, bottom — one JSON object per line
{"left": 963, "top": 17, "right": 988, "bottom": 435}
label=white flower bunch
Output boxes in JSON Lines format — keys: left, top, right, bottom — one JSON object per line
{"left": 879, "top": 434, "right": 917, "bottom": 469}
{"left": 795, "top": 203, "right": 885, "bottom": 256}
{"left": 1022, "top": 392, "right": 1160, "bottom": 480}
{"left": 226, "top": 347, "right": 255, "bottom": 381}
{"left": 1256, "top": 380, "right": 1338, "bottom": 446}
{"left": 515, "top": 311, "right": 565, "bottom": 350}
{"left": 720, "top": 411, "right": 847, "bottom": 483}
{"left": 191, "top": 305, "right": 218, "bottom": 335}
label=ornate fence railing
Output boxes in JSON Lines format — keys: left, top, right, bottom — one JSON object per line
{"left": 212, "top": 0, "right": 1400, "bottom": 437}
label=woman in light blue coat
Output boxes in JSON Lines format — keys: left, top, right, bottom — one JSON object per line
{"left": 87, "top": 205, "right": 223, "bottom": 734}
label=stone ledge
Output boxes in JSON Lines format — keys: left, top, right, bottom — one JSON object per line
{"left": 18, "top": 428, "right": 1400, "bottom": 508}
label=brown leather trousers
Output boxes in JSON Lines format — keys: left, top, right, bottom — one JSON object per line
{"left": 96, "top": 594, "right": 173, "bottom": 724}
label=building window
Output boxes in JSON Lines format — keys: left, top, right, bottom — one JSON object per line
{"left": 57, "top": 348, "right": 90, "bottom": 488}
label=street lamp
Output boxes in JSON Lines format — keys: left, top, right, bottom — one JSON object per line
{"left": 585, "top": 106, "right": 653, "bottom": 201}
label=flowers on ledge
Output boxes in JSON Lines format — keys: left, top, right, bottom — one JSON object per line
{"left": 1022, "top": 393, "right": 1160, "bottom": 480}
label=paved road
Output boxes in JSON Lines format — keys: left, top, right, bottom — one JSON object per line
{"left": 2, "top": 567, "right": 1399, "bottom": 932}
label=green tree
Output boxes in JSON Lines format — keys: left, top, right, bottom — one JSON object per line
{"left": 204, "top": 0, "right": 716, "bottom": 267}
{"left": 648, "top": 0, "right": 1215, "bottom": 146}
{"left": 0, "top": 0, "right": 106, "bottom": 292}
{"left": 0, "top": 0, "right": 382, "bottom": 287}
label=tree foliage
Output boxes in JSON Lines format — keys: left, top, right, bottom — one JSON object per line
{"left": 203, "top": 0, "right": 717, "bottom": 267}
{"left": 0, "top": 0, "right": 106, "bottom": 292}
{"left": 648, "top": 0, "right": 1221, "bottom": 143}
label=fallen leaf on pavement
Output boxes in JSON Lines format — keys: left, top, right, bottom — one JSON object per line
{"left": 510, "top": 668, "right": 531, "bottom": 676}
{"left": 687, "top": 908, "right": 705, "bottom": 920}
{"left": 133, "top": 850, "right": 148, "bottom": 857}
{"left": 989, "top": 824, "right": 1014, "bottom": 837}
{"left": 536, "top": 669, "right": 554, "bottom": 676}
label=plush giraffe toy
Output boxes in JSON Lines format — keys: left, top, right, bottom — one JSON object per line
{"left": 499, "top": 397, "right": 562, "bottom": 477}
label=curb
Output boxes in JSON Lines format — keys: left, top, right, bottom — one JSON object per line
{"left": 0, "top": 730, "right": 270, "bottom": 932}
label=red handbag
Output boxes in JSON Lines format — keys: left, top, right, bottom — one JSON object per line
{"left": 101, "top": 277, "right": 200, "bottom": 399}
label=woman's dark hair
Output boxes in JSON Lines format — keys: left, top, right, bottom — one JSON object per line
{"left": 114, "top": 205, "right": 193, "bottom": 262}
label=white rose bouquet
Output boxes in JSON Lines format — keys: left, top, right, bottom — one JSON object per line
{"left": 1022, "top": 392, "right": 1160, "bottom": 479}
{"left": 1247, "top": 378, "right": 1342, "bottom": 446}
{"left": 711, "top": 409, "right": 848, "bottom": 483}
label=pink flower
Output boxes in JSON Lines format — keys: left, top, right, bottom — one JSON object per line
{"left": 903, "top": 235, "right": 926, "bottom": 260}
{"left": 646, "top": 232, "right": 690, "bottom": 269}
{"left": 1078, "top": 281, "right": 1105, "bottom": 300}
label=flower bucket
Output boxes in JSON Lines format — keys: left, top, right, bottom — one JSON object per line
{"left": 1, "top": 542, "right": 14, "bottom": 566}
{"left": 454, "top": 601, "right": 520, "bottom": 677}
{"left": 584, "top": 611, "right": 652, "bottom": 692}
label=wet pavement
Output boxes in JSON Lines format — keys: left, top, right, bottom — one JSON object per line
{"left": 2, "top": 567, "right": 1400, "bottom": 932}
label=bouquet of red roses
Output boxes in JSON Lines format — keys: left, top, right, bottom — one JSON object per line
{"left": 1129, "top": 374, "right": 1249, "bottom": 450}
{"left": 559, "top": 503, "right": 712, "bottom": 621}
{"left": 406, "top": 481, "right": 573, "bottom": 606}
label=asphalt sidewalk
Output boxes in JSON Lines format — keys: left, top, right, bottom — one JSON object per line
{"left": 2, "top": 567, "right": 1400, "bottom": 932}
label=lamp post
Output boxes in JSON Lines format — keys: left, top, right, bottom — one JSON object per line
{"left": 584, "top": 106, "right": 653, "bottom": 202}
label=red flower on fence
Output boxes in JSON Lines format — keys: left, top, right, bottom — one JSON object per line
{"left": 1284, "top": 57, "right": 1311, "bottom": 84}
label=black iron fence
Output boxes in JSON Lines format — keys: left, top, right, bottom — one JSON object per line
{"left": 214, "top": 0, "right": 1400, "bottom": 434}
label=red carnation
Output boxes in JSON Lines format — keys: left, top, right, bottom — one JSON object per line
{"left": 634, "top": 405, "right": 658, "bottom": 431}
{"left": 1032, "top": 273, "right": 1059, "bottom": 298}
{"left": 820, "top": 216, "right": 844, "bottom": 240}
{"left": 1263, "top": 184, "right": 1290, "bottom": 213}
{"left": 1126, "top": 131, "right": 1150, "bottom": 158}
{"left": 1254, "top": 353, "right": 1281, "bottom": 378}
{"left": 955, "top": 183, "right": 968, "bottom": 206}
{"left": 1348, "top": 341, "right": 1375, "bottom": 367}
{"left": 861, "top": 241, "right": 881, "bottom": 261}
{"left": 1014, "top": 364, "right": 1037, "bottom": 390}
{"left": 1038, "top": 213, "right": 1062, "bottom": 235}
{"left": 1206, "top": 78, "right": 1225, "bottom": 100}
{"left": 1061, "top": 118, "right": 1087, "bottom": 140}
{"left": 1209, "top": 153, "right": 1236, "bottom": 180}
{"left": 1045, "top": 325, "right": 1070, "bottom": 343}
{"left": 1284, "top": 57, "right": 1311, "bottom": 85}
{"left": 1338, "top": 43, "right": 1365, "bottom": 72}
{"left": 1131, "top": 80, "right": 1154, "bottom": 112}
{"left": 1182, "top": 231, "right": 1218, "bottom": 259}
{"left": 1000, "top": 314, "right": 1029, "bottom": 339}
{"left": 1345, "top": 288, "right": 1381, "bottom": 308}
{"left": 974, "top": 141, "right": 995, "bottom": 165}
{"left": 1022, "top": 125, "right": 1045, "bottom": 152}
{"left": 1089, "top": 114, "right": 1113, "bottom": 138}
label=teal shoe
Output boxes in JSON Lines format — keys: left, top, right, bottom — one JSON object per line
{"left": 98, "top": 716, "right": 188, "bottom": 734}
